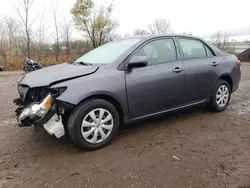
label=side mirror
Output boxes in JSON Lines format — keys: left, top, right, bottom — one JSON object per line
{"left": 128, "top": 56, "right": 148, "bottom": 69}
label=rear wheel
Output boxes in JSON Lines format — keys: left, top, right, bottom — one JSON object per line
{"left": 67, "top": 99, "right": 120, "bottom": 150}
{"left": 208, "top": 79, "right": 231, "bottom": 112}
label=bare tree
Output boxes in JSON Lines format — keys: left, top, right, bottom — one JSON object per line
{"left": 61, "top": 19, "right": 72, "bottom": 60}
{"left": 4, "top": 17, "right": 18, "bottom": 49}
{"left": 14, "top": 0, "right": 36, "bottom": 58}
{"left": 0, "top": 20, "right": 9, "bottom": 67}
{"left": 123, "top": 32, "right": 132, "bottom": 38}
{"left": 133, "top": 29, "right": 149, "bottom": 36}
{"left": 71, "top": 40, "right": 89, "bottom": 57}
{"left": 148, "top": 19, "right": 172, "bottom": 34}
{"left": 182, "top": 31, "right": 193, "bottom": 36}
{"left": 4, "top": 17, "right": 22, "bottom": 56}
{"left": 107, "top": 33, "right": 122, "bottom": 41}
{"left": 52, "top": 1, "right": 60, "bottom": 61}
{"left": 211, "top": 31, "right": 234, "bottom": 53}
{"left": 36, "top": 13, "right": 48, "bottom": 60}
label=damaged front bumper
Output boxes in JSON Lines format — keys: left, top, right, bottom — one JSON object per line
{"left": 14, "top": 94, "right": 65, "bottom": 138}
{"left": 43, "top": 114, "right": 65, "bottom": 138}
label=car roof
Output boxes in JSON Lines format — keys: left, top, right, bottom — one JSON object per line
{"left": 123, "top": 34, "right": 204, "bottom": 41}
{"left": 120, "top": 34, "right": 226, "bottom": 57}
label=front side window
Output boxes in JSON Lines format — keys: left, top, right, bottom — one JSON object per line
{"left": 133, "top": 39, "right": 177, "bottom": 66}
{"left": 179, "top": 38, "right": 207, "bottom": 59}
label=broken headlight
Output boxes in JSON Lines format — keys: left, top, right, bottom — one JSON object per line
{"left": 18, "top": 85, "right": 29, "bottom": 100}
{"left": 19, "top": 94, "right": 53, "bottom": 121}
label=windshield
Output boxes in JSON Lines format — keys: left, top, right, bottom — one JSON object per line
{"left": 75, "top": 39, "right": 140, "bottom": 65}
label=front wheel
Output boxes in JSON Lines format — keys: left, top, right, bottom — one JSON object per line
{"left": 67, "top": 99, "right": 120, "bottom": 150}
{"left": 23, "top": 66, "right": 35, "bottom": 73}
{"left": 23, "top": 66, "right": 29, "bottom": 72}
{"left": 208, "top": 79, "right": 231, "bottom": 112}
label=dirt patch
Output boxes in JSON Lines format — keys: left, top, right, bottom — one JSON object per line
{"left": 238, "top": 48, "right": 250, "bottom": 62}
{"left": 0, "top": 64, "right": 250, "bottom": 188}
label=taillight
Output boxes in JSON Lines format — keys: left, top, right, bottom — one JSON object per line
{"left": 236, "top": 60, "right": 241, "bottom": 67}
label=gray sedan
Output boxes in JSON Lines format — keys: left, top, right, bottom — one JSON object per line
{"left": 14, "top": 34, "right": 241, "bottom": 150}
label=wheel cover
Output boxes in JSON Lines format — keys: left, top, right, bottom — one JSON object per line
{"left": 81, "top": 108, "right": 114, "bottom": 144}
{"left": 216, "top": 85, "right": 229, "bottom": 107}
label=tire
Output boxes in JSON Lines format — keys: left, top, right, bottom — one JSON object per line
{"left": 23, "top": 66, "right": 34, "bottom": 73}
{"left": 67, "top": 99, "right": 120, "bottom": 150}
{"left": 208, "top": 79, "right": 231, "bottom": 112}
{"left": 23, "top": 66, "right": 29, "bottom": 72}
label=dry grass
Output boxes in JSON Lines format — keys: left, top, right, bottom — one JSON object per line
{"left": 2, "top": 55, "right": 75, "bottom": 71}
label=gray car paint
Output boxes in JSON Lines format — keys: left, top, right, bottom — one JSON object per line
{"left": 18, "top": 34, "right": 241, "bottom": 123}
{"left": 19, "top": 63, "right": 99, "bottom": 87}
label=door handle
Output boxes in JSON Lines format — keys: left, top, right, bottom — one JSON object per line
{"left": 172, "top": 67, "right": 183, "bottom": 73}
{"left": 211, "top": 62, "right": 219, "bottom": 67}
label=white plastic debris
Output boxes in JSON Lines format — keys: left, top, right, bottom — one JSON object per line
{"left": 173, "top": 155, "right": 180, "bottom": 160}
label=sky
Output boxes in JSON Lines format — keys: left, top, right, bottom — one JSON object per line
{"left": 0, "top": 0, "right": 250, "bottom": 40}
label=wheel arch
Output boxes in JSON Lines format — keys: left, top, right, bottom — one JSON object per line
{"left": 77, "top": 93, "right": 124, "bottom": 124}
{"left": 218, "top": 74, "right": 233, "bottom": 91}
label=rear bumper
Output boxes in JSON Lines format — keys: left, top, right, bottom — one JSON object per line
{"left": 232, "top": 81, "right": 239, "bottom": 92}
{"left": 232, "top": 66, "right": 241, "bottom": 93}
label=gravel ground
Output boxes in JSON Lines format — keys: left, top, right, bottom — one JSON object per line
{"left": 0, "top": 64, "right": 250, "bottom": 188}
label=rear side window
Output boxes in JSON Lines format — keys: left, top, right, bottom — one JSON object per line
{"left": 179, "top": 38, "right": 207, "bottom": 59}
{"left": 133, "top": 38, "right": 177, "bottom": 66}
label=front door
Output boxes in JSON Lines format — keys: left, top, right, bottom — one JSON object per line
{"left": 125, "top": 38, "right": 185, "bottom": 119}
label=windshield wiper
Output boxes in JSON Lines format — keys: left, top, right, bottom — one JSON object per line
{"left": 74, "top": 61, "right": 93, "bottom": 66}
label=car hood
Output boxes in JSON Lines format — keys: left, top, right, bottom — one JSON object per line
{"left": 19, "top": 63, "right": 99, "bottom": 87}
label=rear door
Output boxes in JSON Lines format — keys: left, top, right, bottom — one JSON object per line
{"left": 177, "top": 37, "right": 219, "bottom": 103}
{"left": 125, "top": 38, "right": 185, "bottom": 119}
